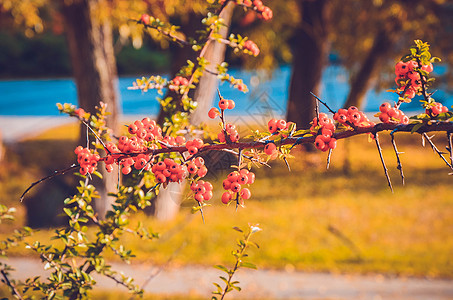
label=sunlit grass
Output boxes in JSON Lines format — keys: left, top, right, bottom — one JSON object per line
{"left": 1, "top": 126, "right": 453, "bottom": 279}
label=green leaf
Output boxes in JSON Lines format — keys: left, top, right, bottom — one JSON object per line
{"left": 239, "top": 262, "right": 257, "bottom": 269}
{"left": 411, "top": 122, "right": 424, "bottom": 134}
{"left": 214, "top": 265, "right": 229, "bottom": 273}
{"left": 232, "top": 227, "right": 243, "bottom": 233}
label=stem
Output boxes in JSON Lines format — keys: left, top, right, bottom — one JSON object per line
{"left": 448, "top": 132, "right": 453, "bottom": 168}
{"left": 219, "top": 230, "right": 254, "bottom": 300}
{"left": 374, "top": 133, "right": 393, "bottom": 193}
{"left": 422, "top": 133, "right": 453, "bottom": 170}
{"left": 326, "top": 148, "right": 332, "bottom": 170}
{"left": 1, "top": 269, "right": 24, "bottom": 300}
{"left": 20, "top": 164, "right": 79, "bottom": 201}
{"left": 391, "top": 133, "right": 405, "bottom": 185}
{"left": 310, "top": 92, "right": 336, "bottom": 114}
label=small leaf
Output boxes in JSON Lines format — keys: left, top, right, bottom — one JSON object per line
{"left": 232, "top": 227, "right": 243, "bottom": 233}
{"left": 411, "top": 122, "right": 424, "bottom": 134}
{"left": 239, "top": 262, "right": 257, "bottom": 269}
{"left": 214, "top": 265, "right": 229, "bottom": 273}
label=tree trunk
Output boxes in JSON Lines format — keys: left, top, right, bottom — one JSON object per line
{"left": 287, "top": 0, "right": 331, "bottom": 129}
{"left": 153, "top": 3, "right": 235, "bottom": 221}
{"left": 344, "top": 29, "right": 395, "bottom": 109}
{"left": 190, "top": 1, "right": 235, "bottom": 124}
{"left": 61, "top": 0, "right": 120, "bottom": 218}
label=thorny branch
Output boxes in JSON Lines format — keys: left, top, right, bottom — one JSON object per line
{"left": 20, "top": 122, "right": 453, "bottom": 201}
{"left": 422, "top": 133, "right": 453, "bottom": 171}
{"left": 374, "top": 133, "right": 394, "bottom": 193}
{"left": 1, "top": 268, "right": 24, "bottom": 300}
{"left": 391, "top": 133, "right": 405, "bottom": 185}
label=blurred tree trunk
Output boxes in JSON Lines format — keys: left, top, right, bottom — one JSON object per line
{"left": 153, "top": 3, "right": 235, "bottom": 221}
{"left": 344, "top": 29, "right": 396, "bottom": 109}
{"left": 287, "top": 0, "right": 331, "bottom": 129}
{"left": 61, "top": 0, "right": 120, "bottom": 218}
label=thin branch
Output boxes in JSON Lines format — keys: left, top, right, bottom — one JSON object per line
{"left": 81, "top": 120, "right": 110, "bottom": 154}
{"left": 1, "top": 269, "right": 24, "bottom": 300}
{"left": 310, "top": 92, "right": 337, "bottom": 114}
{"left": 391, "top": 133, "right": 405, "bottom": 185}
{"left": 423, "top": 133, "right": 453, "bottom": 170}
{"left": 20, "top": 164, "right": 79, "bottom": 202}
{"left": 448, "top": 132, "right": 453, "bottom": 168}
{"left": 326, "top": 148, "right": 332, "bottom": 170}
{"left": 374, "top": 133, "right": 393, "bottom": 193}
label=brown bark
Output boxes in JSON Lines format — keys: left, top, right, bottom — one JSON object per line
{"left": 287, "top": 0, "right": 331, "bottom": 129}
{"left": 61, "top": 0, "right": 120, "bottom": 217}
{"left": 153, "top": 3, "right": 235, "bottom": 221}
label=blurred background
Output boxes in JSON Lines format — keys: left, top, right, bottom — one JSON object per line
{"left": 0, "top": 0, "right": 453, "bottom": 298}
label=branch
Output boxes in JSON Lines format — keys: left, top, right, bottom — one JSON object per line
{"left": 391, "top": 133, "right": 405, "bottom": 185}
{"left": 422, "top": 133, "right": 453, "bottom": 170}
{"left": 1, "top": 269, "right": 24, "bottom": 300}
{"left": 374, "top": 133, "right": 393, "bottom": 193}
{"left": 20, "top": 164, "right": 79, "bottom": 202}
{"left": 310, "top": 92, "right": 337, "bottom": 114}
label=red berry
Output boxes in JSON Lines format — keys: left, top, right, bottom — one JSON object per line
{"left": 188, "top": 146, "right": 198, "bottom": 155}
{"left": 240, "top": 188, "right": 251, "bottom": 200}
{"left": 264, "top": 143, "right": 277, "bottom": 155}
{"left": 197, "top": 166, "right": 208, "bottom": 177}
{"left": 268, "top": 119, "right": 278, "bottom": 133}
{"left": 231, "top": 182, "right": 241, "bottom": 193}
{"left": 380, "top": 102, "right": 391, "bottom": 113}
{"left": 277, "top": 119, "right": 287, "bottom": 130}
{"left": 208, "top": 107, "right": 220, "bottom": 119}
{"left": 140, "top": 14, "right": 150, "bottom": 25}
{"left": 228, "top": 100, "right": 235, "bottom": 110}
{"left": 221, "top": 192, "right": 232, "bottom": 204}
{"left": 203, "top": 191, "right": 213, "bottom": 201}
{"left": 219, "top": 99, "right": 229, "bottom": 110}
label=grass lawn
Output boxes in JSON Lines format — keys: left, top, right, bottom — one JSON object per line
{"left": 1, "top": 124, "right": 453, "bottom": 279}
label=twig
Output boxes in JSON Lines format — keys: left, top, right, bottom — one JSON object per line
{"left": 390, "top": 133, "right": 405, "bottom": 185}
{"left": 81, "top": 120, "right": 110, "bottom": 154}
{"left": 374, "top": 133, "right": 393, "bottom": 193}
{"left": 326, "top": 148, "right": 332, "bottom": 170}
{"left": 310, "top": 92, "right": 336, "bottom": 114}
{"left": 448, "top": 132, "right": 453, "bottom": 168}
{"left": 1, "top": 269, "right": 24, "bottom": 300}
{"left": 422, "top": 133, "right": 453, "bottom": 170}
{"left": 199, "top": 202, "right": 205, "bottom": 224}
{"left": 20, "top": 164, "right": 79, "bottom": 201}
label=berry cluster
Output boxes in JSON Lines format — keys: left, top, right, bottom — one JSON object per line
{"left": 186, "top": 156, "right": 208, "bottom": 178}
{"left": 190, "top": 180, "right": 213, "bottom": 202}
{"left": 185, "top": 138, "right": 204, "bottom": 156}
{"left": 267, "top": 118, "right": 288, "bottom": 133}
{"left": 395, "top": 60, "right": 433, "bottom": 99}
{"left": 218, "top": 123, "right": 240, "bottom": 143}
{"left": 243, "top": 40, "right": 260, "bottom": 56}
{"left": 425, "top": 101, "right": 449, "bottom": 117}
{"left": 310, "top": 113, "right": 337, "bottom": 152}
{"left": 221, "top": 0, "right": 273, "bottom": 20}
{"left": 221, "top": 169, "right": 255, "bottom": 205}
{"left": 333, "top": 106, "right": 374, "bottom": 127}
{"left": 75, "top": 146, "right": 100, "bottom": 175}
{"left": 127, "top": 118, "right": 163, "bottom": 142}
{"left": 209, "top": 99, "right": 240, "bottom": 143}
{"left": 169, "top": 76, "right": 189, "bottom": 92}
{"left": 151, "top": 158, "right": 186, "bottom": 184}
{"left": 378, "top": 102, "right": 409, "bottom": 124}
